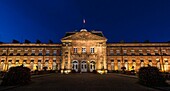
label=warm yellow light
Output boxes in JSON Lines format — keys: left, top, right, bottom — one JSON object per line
{"left": 97, "top": 70, "right": 104, "bottom": 74}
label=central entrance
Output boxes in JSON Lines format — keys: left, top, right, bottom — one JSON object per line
{"left": 72, "top": 60, "right": 96, "bottom": 73}
{"left": 81, "top": 61, "right": 87, "bottom": 72}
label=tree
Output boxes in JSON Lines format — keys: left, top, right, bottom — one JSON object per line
{"left": 24, "top": 39, "right": 31, "bottom": 43}
{"left": 0, "top": 41, "right": 3, "bottom": 44}
{"left": 120, "top": 40, "right": 125, "bottom": 43}
{"left": 36, "top": 39, "right": 41, "bottom": 44}
{"left": 133, "top": 40, "right": 139, "bottom": 43}
{"left": 144, "top": 40, "right": 150, "bottom": 43}
{"left": 12, "top": 39, "right": 19, "bottom": 43}
{"left": 121, "top": 66, "right": 126, "bottom": 73}
{"left": 48, "top": 40, "right": 53, "bottom": 44}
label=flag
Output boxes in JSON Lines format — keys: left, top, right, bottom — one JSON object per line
{"left": 83, "top": 19, "right": 85, "bottom": 24}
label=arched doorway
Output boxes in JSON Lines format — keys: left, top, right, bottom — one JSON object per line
{"left": 90, "top": 61, "right": 96, "bottom": 72}
{"left": 81, "top": 61, "right": 87, "bottom": 72}
{"left": 72, "top": 60, "right": 78, "bottom": 72}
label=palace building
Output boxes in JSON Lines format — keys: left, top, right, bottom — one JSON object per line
{"left": 0, "top": 29, "right": 170, "bottom": 73}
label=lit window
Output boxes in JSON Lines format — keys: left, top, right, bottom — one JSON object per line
{"left": 154, "top": 50, "right": 159, "bottom": 55}
{"left": 147, "top": 50, "right": 151, "bottom": 55}
{"left": 2, "top": 50, "right": 6, "bottom": 56}
{"left": 46, "top": 50, "right": 50, "bottom": 56}
{"left": 116, "top": 50, "right": 120, "bottom": 55}
{"left": 149, "top": 60, "right": 152, "bottom": 66}
{"left": 123, "top": 50, "right": 127, "bottom": 55}
{"left": 24, "top": 50, "right": 28, "bottom": 56}
{"left": 131, "top": 50, "right": 135, "bottom": 55}
{"left": 74, "top": 48, "right": 77, "bottom": 53}
{"left": 82, "top": 48, "right": 86, "bottom": 53}
{"left": 139, "top": 50, "right": 143, "bottom": 55}
{"left": 90, "top": 48, "right": 94, "bottom": 53}
{"left": 16, "top": 50, "right": 21, "bottom": 56}
{"left": 110, "top": 50, "right": 114, "bottom": 55}
{"left": 38, "top": 50, "right": 43, "bottom": 56}
{"left": 9, "top": 50, "right": 14, "bottom": 56}
{"left": 53, "top": 50, "right": 56, "bottom": 56}
{"left": 140, "top": 60, "right": 144, "bottom": 67}
{"left": 31, "top": 50, "right": 35, "bottom": 56}
{"left": 162, "top": 50, "right": 167, "bottom": 55}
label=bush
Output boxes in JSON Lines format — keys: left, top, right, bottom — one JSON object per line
{"left": 71, "top": 70, "right": 77, "bottom": 73}
{"left": 92, "top": 70, "right": 97, "bottom": 74}
{"left": 1, "top": 65, "right": 31, "bottom": 86}
{"left": 138, "top": 66, "right": 166, "bottom": 86}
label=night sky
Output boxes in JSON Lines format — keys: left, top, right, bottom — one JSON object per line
{"left": 0, "top": 0, "right": 170, "bottom": 43}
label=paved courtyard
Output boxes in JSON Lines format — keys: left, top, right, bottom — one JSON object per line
{"left": 2, "top": 73, "right": 161, "bottom": 91}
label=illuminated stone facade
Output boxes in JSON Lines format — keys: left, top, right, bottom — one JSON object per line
{"left": 0, "top": 29, "right": 169, "bottom": 73}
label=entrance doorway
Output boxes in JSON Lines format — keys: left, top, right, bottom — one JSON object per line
{"left": 81, "top": 61, "right": 87, "bottom": 72}
{"left": 90, "top": 61, "right": 96, "bottom": 72}
{"left": 72, "top": 60, "right": 78, "bottom": 72}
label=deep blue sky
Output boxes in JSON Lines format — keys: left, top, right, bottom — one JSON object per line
{"left": 0, "top": 0, "right": 170, "bottom": 43}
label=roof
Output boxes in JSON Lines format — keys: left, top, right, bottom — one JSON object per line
{"left": 64, "top": 32, "right": 76, "bottom": 37}
{"left": 64, "top": 30, "right": 104, "bottom": 37}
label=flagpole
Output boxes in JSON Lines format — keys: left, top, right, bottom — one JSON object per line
{"left": 83, "top": 19, "right": 86, "bottom": 29}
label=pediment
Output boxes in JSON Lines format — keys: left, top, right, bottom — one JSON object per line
{"left": 61, "top": 31, "right": 107, "bottom": 41}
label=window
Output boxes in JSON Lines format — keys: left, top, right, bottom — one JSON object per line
{"left": 116, "top": 50, "right": 120, "bottom": 55}
{"left": 164, "top": 60, "right": 169, "bottom": 71}
{"left": 139, "top": 50, "right": 143, "bottom": 55}
{"left": 74, "top": 48, "right": 77, "bottom": 53}
{"left": 53, "top": 50, "right": 56, "bottom": 56}
{"left": 149, "top": 60, "right": 152, "bottom": 66}
{"left": 162, "top": 50, "right": 167, "bottom": 55}
{"left": 147, "top": 50, "right": 151, "bottom": 55}
{"left": 123, "top": 50, "right": 127, "bottom": 55}
{"left": 82, "top": 48, "right": 86, "bottom": 53}
{"left": 140, "top": 60, "right": 144, "bottom": 67}
{"left": 110, "top": 50, "right": 114, "bottom": 55}
{"left": 38, "top": 50, "right": 43, "bottom": 56}
{"left": 111, "top": 60, "right": 114, "bottom": 70}
{"left": 31, "top": 50, "right": 35, "bottom": 56}
{"left": 9, "top": 53, "right": 13, "bottom": 56}
{"left": 24, "top": 50, "right": 28, "bottom": 56}
{"left": 118, "top": 60, "right": 121, "bottom": 70}
{"left": 1, "top": 50, "right": 6, "bottom": 56}
{"left": 156, "top": 59, "right": 161, "bottom": 70}
{"left": 90, "top": 48, "right": 94, "bottom": 53}
{"left": 46, "top": 50, "right": 50, "bottom": 56}
{"left": 16, "top": 50, "right": 21, "bottom": 56}
{"left": 9, "top": 50, "right": 14, "bottom": 56}
{"left": 155, "top": 50, "right": 159, "bottom": 55}
{"left": 131, "top": 50, "right": 135, "bottom": 55}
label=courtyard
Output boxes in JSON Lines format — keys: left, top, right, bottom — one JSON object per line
{"left": 0, "top": 73, "right": 163, "bottom": 91}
